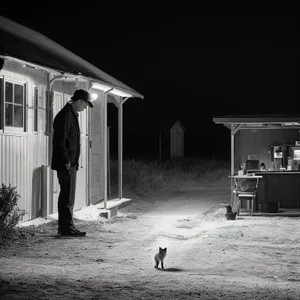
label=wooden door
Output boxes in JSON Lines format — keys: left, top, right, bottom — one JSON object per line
{"left": 89, "top": 93, "right": 104, "bottom": 204}
{"left": 72, "top": 92, "right": 88, "bottom": 211}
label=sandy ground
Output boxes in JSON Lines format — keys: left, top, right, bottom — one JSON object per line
{"left": 1, "top": 186, "right": 300, "bottom": 299}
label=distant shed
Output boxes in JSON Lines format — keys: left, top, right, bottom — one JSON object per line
{"left": 124, "top": 119, "right": 186, "bottom": 160}
{"left": 168, "top": 120, "right": 186, "bottom": 159}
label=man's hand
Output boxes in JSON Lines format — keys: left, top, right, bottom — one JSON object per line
{"left": 65, "top": 162, "right": 71, "bottom": 170}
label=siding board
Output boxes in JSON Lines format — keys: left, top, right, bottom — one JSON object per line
{"left": 0, "top": 134, "right": 37, "bottom": 220}
{"left": 0, "top": 59, "right": 90, "bottom": 222}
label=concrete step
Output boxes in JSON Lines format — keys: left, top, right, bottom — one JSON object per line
{"left": 95, "top": 198, "right": 132, "bottom": 219}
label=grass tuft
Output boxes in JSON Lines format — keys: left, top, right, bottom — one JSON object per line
{"left": 110, "top": 158, "right": 230, "bottom": 198}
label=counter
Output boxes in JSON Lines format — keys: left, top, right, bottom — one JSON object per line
{"left": 255, "top": 171, "right": 300, "bottom": 174}
{"left": 254, "top": 171, "right": 300, "bottom": 210}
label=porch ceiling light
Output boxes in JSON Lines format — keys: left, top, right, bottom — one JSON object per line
{"left": 91, "top": 93, "right": 98, "bottom": 100}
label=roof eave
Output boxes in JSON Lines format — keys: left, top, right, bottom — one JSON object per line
{"left": 0, "top": 16, "right": 144, "bottom": 100}
{"left": 1, "top": 54, "right": 144, "bottom": 99}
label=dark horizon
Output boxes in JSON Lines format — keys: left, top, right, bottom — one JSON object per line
{"left": 1, "top": 9, "right": 298, "bottom": 160}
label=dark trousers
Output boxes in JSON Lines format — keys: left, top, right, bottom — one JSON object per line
{"left": 56, "top": 167, "right": 77, "bottom": 231}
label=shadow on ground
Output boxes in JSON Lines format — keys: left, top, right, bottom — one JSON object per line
{"left": 155, "top": 267, "right": 185, "bottom": 272}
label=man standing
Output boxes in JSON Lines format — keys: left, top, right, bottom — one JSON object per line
{"left": 51, "top": 89, "right": 93, "bottom": 236}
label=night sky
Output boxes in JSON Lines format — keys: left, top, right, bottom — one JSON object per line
{"left": 1, "top": 6, "right": 299, "bottom": 159}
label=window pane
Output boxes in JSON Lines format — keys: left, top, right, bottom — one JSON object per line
{"left": 14, "top": 106, "right": 23, "bottom": 127}
{"left": 5, "top": 82, "right": 13, "bottom": 103}
{"left": 5, "top": 103, "right": 13, "bottom": 126}
{"left": 14, "top": 84, "right": 23, "bottom": 105}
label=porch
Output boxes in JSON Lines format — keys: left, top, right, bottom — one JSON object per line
{"left": 213, "top": 114, "right": 300, "bottom": 216}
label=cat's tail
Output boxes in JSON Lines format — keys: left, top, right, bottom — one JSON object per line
{"left": 154, "top": 255, "right": 159, "bottom": 268}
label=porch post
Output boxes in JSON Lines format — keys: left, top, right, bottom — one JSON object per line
{"left": 118, "top": 97, "right": 130, "bottom": 200}
{"left": 231, "top": 124, "right": 235, "bottom": 206}
{"left": 103, "top": 92, "right": 108, "bottom": 209}
{"left": 118, "top": 102, "right": 123, "bottom": 200}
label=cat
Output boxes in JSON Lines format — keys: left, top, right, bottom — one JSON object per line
{"left": 154, "top": 247, "right": 167, "bottom": 269}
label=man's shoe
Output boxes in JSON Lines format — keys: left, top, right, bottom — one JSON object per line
{"left": 69, "top": 227, "right": 86, "bottom": 236}
{"left": 58, "top": 227, "right": 86, "bottom": 237}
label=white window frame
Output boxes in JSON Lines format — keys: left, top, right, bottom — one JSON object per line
{"left": 3, "top": 78, "right": 27, "bottom": 133}
{"left": 0, "top": 75, "right": 3, "bottom": 133}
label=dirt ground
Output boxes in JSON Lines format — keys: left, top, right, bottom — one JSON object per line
{"left": 1, "top": 187, "right": 300, "bottom": 299}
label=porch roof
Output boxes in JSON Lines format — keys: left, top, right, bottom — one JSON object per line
{"left": 213, "top": 114, "right": 300, "bottom": 130}
{"left": 0, "top": 16, "right": 143, "bottom": 99}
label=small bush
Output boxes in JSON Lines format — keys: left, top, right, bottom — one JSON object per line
{"left": 0, "top": 183, "right": 26, "bottom": 244}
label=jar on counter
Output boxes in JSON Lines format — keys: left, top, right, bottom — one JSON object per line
{"left": 260, "top": 162, "right": 266, "bottom": 171}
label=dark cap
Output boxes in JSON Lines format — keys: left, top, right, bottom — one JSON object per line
{"left": 71, "top": 89, "right": 93, "bottom": 108}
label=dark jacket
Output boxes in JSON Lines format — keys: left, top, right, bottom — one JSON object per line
{"left": 51, "top": 103, "right": 80, "bottom": 171}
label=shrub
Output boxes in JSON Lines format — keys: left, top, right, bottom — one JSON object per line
{"left": 0, "top": 183, "right": 26, "bottom": 244}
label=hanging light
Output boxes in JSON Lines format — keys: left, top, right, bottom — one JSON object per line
{"left": 91, "top": 93, "right": 98, "bottom": 100}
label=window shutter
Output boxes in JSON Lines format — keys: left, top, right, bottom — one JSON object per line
{"left": 46, "top": 90, "right": 54, "bottom": 135}
{"left": 0, "top": 77, "right": 3, "bottom": 130}
{"left": 24, "top": 83, "right": 27, "bottom": 132}
{"left": 34, "top": 87, "right": 38, "bottom": 131}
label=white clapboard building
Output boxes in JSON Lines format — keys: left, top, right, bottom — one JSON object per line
{"left": 0, "top": 16, "right": 143, "bottom": 221}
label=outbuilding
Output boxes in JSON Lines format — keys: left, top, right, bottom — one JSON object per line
{"left": 0, "top": 16, "right": 143, "bottom": 221}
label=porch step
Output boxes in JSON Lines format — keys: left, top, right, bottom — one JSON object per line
{"left": 241, "top": 209, "right": 300, "bottom": 217}
{"left": 96, "top": 198, "right": 132, "bottom": 219}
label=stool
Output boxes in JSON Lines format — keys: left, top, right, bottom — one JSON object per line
{"left": 234, "top": 190, "right": 256, "bottom": 216}
{"left": 231, "top": 175, "right": 261, "bottom": 216}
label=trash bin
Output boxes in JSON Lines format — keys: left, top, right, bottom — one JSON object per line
{"left": 257, "top": 201, "right": 279, "bottom": 213}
